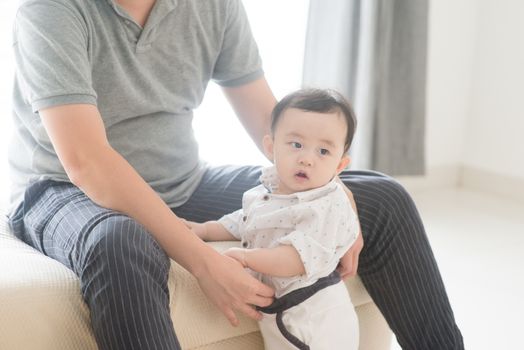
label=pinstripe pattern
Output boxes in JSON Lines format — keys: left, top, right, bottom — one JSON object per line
{"left": 10, "top": 181, "right": 180, "bottom": 350}
{"left": 9, "top": 165, "right": 463, "bottom": 350}
{"left": 339, "top": 171, "right": 464, "bottom": 349}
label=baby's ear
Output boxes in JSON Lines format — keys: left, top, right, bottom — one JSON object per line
{"left": 262, "top": 134, "right": 274, "bottom": 162}
{"left": 336, "top": 155, "right": 351, "bottom": 174}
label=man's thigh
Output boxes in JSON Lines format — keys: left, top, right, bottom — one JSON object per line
{"left": 172, "top": 165, "right": 262, "bottom": 222}
{"left": 11, "top": 180, "right": 120, "bottom": 273}
{"left": 173, "top": 166, "right": 393, "bottom": 223}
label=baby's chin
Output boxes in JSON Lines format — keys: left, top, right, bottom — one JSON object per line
{"left": 276, "top": 181, "right": 324, "bottom": 195}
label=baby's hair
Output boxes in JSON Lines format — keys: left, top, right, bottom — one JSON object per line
{"left": 270, "top": 88, "right": 357, "bottom": 153}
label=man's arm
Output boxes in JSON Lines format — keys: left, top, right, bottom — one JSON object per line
{"left": 39, "top": 103, "right": 274, "bottom": 325}
{"left": 41, "top": 104, "right": 211, "bottom": 269}
{"left": 222, "top": 77, "right": 277, "bottom": 153}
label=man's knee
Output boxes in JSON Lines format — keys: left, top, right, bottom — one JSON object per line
{"left": 350, "top": 175, "right": 418, "bottom": 226}
{"left": 353, "top": 175, "right": 425, "bottom": 263}
{"left": 80, "top": 215, "right": 170, "bottom": 292}
{"left": 371, "top": 176, "right": 416, "bottom": 211}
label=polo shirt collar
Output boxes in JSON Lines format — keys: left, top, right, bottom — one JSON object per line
{"left": 107, "top": 0, "right": 177, "bottom": 29}
{"left": 107, "top": 0, "right": 177, "bottom": 7}
{"left": 145, "top": 0, "right": 177, "bottom": 29}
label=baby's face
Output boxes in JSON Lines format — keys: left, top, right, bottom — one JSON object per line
{"left": 264, "top": 108, "right": 349, "bottom": 194}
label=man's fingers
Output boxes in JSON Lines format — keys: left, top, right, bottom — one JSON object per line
{"left": 197, "top": 254, "right": 275, "bottom": 327}
{"left": 337, "top": 247, "right": 360, "bottom": 279}
{"left": 351, "top": 252, "right": 360, "bottom": 276}
{"left": 340, "top": 266, "right": 355, "bottom": 279}
{"left": 254, "top": 281, "right": 275, "bottom": 298}
{"left": 338, "top": 266, "right": 348, "bottom": 279}
{"left": 236, "top": 303, "right": 263, "bottom": 321}
{"left": 342, "top": 231, "right": 363, "bottom": 279}
{"left": 248, "top": 294, "right": 274, "bottom": 308}
{"left": 222, "top": 306, "right": 239, "bottom": 327}
{"left": 337, "top": 257, "right": 353, "bottom": 280}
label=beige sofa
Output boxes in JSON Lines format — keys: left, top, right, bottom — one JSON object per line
{"left": 0, "top": 209, "right": 392, "bottom": 349}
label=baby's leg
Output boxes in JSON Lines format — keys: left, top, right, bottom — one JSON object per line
{"left": 258, "top": 314, "right": 301, "bottom": 350}
{"left": 302, "top": 281, "right": 359, "bottom": 349}
{"left": 259, "top": 281, "right": 359, "bottom": 350}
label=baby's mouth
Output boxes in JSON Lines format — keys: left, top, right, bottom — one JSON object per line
{"left": 295, "top": 171, "right": 309, "bottom": 179}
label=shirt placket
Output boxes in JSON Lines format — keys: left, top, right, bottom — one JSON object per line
{"left": 107, "top": 0, "right": 176, "bottom": 53}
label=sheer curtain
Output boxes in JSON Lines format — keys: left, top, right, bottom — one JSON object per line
{"left": 303, "top": 0, "right": 428, "bottom": 175}
{"left": 0, "top": 3, "right": 17, "bottom": 206}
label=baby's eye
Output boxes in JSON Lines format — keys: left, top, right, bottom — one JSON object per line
{"left": 291, "top": 142, "right": 302, "bottom": 149}
{"left": 319, "top": 148, "right": 330, "bottom": 156}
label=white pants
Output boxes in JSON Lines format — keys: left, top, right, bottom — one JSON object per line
{"left": 258, "top": 281, "right": 359, "bottom": 350}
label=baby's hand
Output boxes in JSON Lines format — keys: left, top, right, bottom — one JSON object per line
{"left": 223, "top": 247, "right": 248, "bottom": 268}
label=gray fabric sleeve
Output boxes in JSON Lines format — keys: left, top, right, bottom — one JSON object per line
{"left": 14, "top": 1, "right": 97, "bottom": 113}
{"left": 212, "top": 0, "right": 264, "bottom": 87}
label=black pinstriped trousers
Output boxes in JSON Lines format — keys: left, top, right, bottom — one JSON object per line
{"left": 9, "top": 165, "right": 463, "bottom": 350}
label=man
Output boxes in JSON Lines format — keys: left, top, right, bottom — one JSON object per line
{"left": 8, "top": 0, "right": 463, "bottom": 349}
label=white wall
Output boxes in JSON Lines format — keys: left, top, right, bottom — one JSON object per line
{"left": 424, "top": 0, "right": 479, "bottom": 173}
{"left": 464, "top": 0, "right": 524, "bottom": 179}
{"left": 420, "top": 0, "right": 524, "bottom": 196}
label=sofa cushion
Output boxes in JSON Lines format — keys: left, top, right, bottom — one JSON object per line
{"left": 0, "top": 211, "right": 98, "bottom": 349}
{"left": 0, "top": 210, "right": 388, "bottom": 350}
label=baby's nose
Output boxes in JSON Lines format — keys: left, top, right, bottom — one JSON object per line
{"left": 298, "top": 155, "right": 313, "bottom": 166}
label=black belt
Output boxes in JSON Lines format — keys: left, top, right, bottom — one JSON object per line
{"left": 257, "top": 270, "right": 341, "bottom": 350}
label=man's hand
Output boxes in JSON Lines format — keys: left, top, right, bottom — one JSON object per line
{"left": 336, "top": 176, "right": 364, "bottom": 279}
{"left": 223, "top": 247, "right": 248, "bottom": 267}
{"left": 337, "top": 231, "right": 363, "bottom": 279}
{"left": 196, "top": 252, "right": 274, "bottom": 326}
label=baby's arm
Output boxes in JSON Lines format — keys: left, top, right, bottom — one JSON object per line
{"left": 224, "top": 245, "right": 305, "bottom": 277}
{"left": 184, "top": 220, "right": 237, "bottom": 241}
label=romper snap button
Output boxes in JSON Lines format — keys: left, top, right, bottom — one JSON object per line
{"left": 242, "top": 216, "right": 247, "bottom": 222}
{"left": 242, "top": 241, "right": 248, "bottom": 248}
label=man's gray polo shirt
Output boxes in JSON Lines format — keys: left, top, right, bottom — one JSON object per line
{"left": 9, "top": 0, "right": 263, "bottom": 214}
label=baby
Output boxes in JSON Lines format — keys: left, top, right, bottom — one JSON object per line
{"left": 186, "top": 88, "right": 359, "bottom": 349}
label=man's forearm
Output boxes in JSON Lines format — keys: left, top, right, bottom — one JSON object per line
{"left": 71, "top": 145, "right": 217, "bottom": 277}
{"left": 243, "top": 245, "right": 306, "bottom": 277}
{"left": 222, "top": 77, "right": 276, "bottom": 153}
